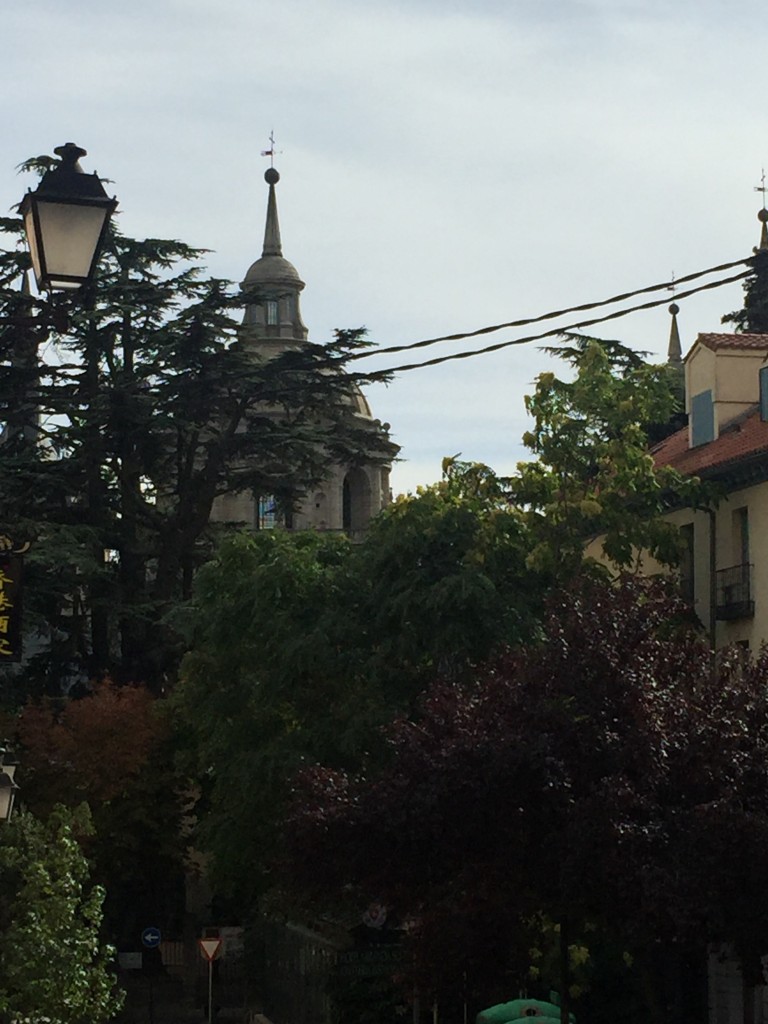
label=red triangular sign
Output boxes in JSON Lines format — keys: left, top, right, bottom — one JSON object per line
{"left": 198, "top": 937, "right": 222, "bottom": 961}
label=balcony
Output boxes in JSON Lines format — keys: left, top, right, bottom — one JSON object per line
{"left": 715, "top": 563, "right": 755, "bottom": 620}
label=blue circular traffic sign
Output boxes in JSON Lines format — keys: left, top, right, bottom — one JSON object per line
{"left": 141, "top": 927, "right": 162, "bottom": 949}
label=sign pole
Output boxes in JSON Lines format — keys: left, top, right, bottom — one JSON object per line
{"left": 140, "top": 926, "right": 162, "bottom": 1024}
{"left": 197, "top": 937, "right": 222, "bottom": 1024}
{"left": 210, "top": 958, "right": 216, "bottom": 1024}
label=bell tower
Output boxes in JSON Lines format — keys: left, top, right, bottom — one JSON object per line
{"left": 210, "top": 158, "right": 397, "bottom": 536}
{"left": 240, "top": 167, "right": 308, "bottom": 353}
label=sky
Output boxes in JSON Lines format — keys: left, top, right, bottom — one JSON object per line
{"left": 2, "top": 0, "right": 767, "bottom": 494}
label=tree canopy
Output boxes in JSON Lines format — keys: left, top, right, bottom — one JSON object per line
{"left": 722, "top": 246, "right": 768, "bottom": 333}
{"left": 514, "top": 339, "right": 701, "bottom": 579}
{"left": 12, "top": 682, "right": 185, "bottom": 947}
{"left": 284, "top": 575, "right": 768, "bottom": 1024}
{"left": 174, "top": 338, "right": 699, "bottom": 916}
{"left": 173, "top": 457, "right": 538, "bottom": 906}
{"left": 0, "top": 161, "right": 384, "bottom": 696}
{"left": 0, "top": 804, "right": 123, "bottom": 1024}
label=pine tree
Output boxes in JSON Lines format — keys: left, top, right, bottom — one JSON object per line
{"left": 722, "top": 221, "right": 768, "bottom": 332}
{"left": 0, "top": 183, "right": 385, "bottom": 695}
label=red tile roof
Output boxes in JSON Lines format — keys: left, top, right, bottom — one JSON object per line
{"left": 652, "top": 406, "right": 768, "bottom": 476}
{"left": 693, "top": 332, "right": 768, "bottom": 353}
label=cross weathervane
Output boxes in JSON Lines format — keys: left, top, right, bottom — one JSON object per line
{"left": 261, "top": 131, "right": 281, "bottom": 168}
{"left": 755, "top": 168, "right": 767, "bottom": 208}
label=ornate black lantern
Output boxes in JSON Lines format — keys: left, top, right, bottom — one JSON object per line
{"left": 19, "top": 142, "right": 118, "bottom": 292}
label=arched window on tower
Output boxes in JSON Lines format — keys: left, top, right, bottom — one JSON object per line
{"left": 266, "top": 299, "right": 279, "bottom": 325}
{"left": 342, "top": 468, "right": 372, "bottom": 535}
{"left": 255, "top": 494, "right": 278, "bottom": 530}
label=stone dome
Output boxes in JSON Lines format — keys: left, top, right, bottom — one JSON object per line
{"left": 350, "top": 386, "right": 373, "bottom": 418}
{"left": 242, "top": 254, "right": 304, "bottom": 288}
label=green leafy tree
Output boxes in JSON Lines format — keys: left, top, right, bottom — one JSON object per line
{"left": 0, "top": 804, "right": 123, "bottom": 1024}
{"left": 173, "top": 458, "right": 537, "bottom": 907}
{"left": 0, "top": 157, "right": 384, "bottom": 695}
{"left": 175, "top": 337, "right": 705, "bottom": 915}
{"left": 514, "top": 339, "right": 703, "bottom": 579}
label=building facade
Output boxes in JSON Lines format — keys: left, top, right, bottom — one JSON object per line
{"left": 651, "top": 331, "right": 768, "bottom": 652}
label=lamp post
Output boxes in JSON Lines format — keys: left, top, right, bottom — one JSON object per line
{"left": 0, "top": 748, "right": 19, "bottom": 822}
{"left": 19, "top": 142, "right": 118, "bottom": 293}
{"left": 6, "top": 145, "right": 118, "bottom": 665}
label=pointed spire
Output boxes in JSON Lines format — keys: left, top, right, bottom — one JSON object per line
{"left": 262, "top": 168, "right": 282, "bottom": 257}
{"left": 667, "top": 303, "right": 682, "bottom": 366}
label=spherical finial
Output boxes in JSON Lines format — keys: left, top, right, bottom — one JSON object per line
{"left": 669, "top": 303, "right": 679, "bottom": 315}
{"left": 758, "top": 208, "right": 768, "bottom": 224}
{"left": 264, "top": 168, "right": 280, "bottom": 185}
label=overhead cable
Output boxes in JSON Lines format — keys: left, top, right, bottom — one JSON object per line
{"left": 350, "top": 267, "right": 751, "bottom": 383}
{"left": 344, "top": 255, "right": 751, "bottom": 363}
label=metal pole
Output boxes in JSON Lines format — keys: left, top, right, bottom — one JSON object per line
{"left": 208, "top": 957, "right": 214, "bottom": 1024}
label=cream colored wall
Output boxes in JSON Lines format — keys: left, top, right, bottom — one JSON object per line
{"left": 585, "top": 479, "right": 768, "bottom": 653}
{"left": 686, "top": 344, "right": 716, "bottom": 412}
{"left": 211, "top": 461, "right": 390, "bottom": 535}
{"left": 712, "top": 481, "right": 768, "bottom": 650}
{"left": 687, "top": 346, "right": 767, "bottom": 438}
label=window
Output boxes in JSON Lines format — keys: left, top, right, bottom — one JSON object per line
{"left": 733, "top": 507, "right": 749, "bottom": 566}
{"left": 679, "top": 523, "right": 694, "bottom": 604}
{"left": 254, "top": 494, "right": 293, "bottom": 531}
{"left": 255, "top": 495, "right": 277, "bottom": 530}
{"left": 761, "top": 366, "right": 768, "bottom": 421}
{"left": 342, "top": 469, "right": 372, "bottom": 534}
{"left": 266, "top": 300, "right": 279, "bottom": 325}
{"left": 715, "top": 511, "right": 753, "bottom": 619}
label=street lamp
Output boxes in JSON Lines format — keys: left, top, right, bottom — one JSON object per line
{"left": 19, "top": 142, "right": 118, "bottom": 293}
{"left": 0, "top": 748, "right": 19, "bottom": 822}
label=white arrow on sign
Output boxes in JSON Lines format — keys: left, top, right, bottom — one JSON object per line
{"left": 198, "top": 938, "right": 222, "bottom": 962}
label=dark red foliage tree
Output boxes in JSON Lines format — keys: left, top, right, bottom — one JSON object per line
{"left": 284, "top": 576, "right": 768, "bottom": 1024}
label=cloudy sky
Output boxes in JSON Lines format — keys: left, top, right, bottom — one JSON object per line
{"left": 1, "top": 0, "right": 765, "bottom": 492}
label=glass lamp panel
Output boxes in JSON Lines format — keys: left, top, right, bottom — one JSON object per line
{"left": 35, "top": 200, "right": 108, "bottom": 288}
{"left": 23, "top": 206, "right": 43, "bottom": 285}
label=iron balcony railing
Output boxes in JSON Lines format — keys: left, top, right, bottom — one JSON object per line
{"left": 715, "top": 562, "right": 755, "bottom": 620}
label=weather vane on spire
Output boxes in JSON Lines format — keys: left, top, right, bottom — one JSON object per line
{"left": 755, "top": 168, "right": 767, "bottom": 209}
{"left": 261, "top": 131, "right": 281, "bottom": 169}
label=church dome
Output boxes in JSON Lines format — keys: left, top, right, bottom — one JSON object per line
{"left": 350, "top": 386, "right": 373, "bottom": 418}
{"left": 242, "top": 254, "right": 303, "bottom": 288}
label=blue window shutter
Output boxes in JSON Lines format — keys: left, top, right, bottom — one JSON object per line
{"left": 760, "top": 366, "right": 768, "bottom": 421}
{"left": 691, "top": 390, "right": 714, "bottom": 447}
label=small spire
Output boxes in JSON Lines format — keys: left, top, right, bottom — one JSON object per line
{"left": 262, "top": 167, "right": 283, "bottom": 257}
{"left": 667, "top": 302, "right": 682, "bottom": 366}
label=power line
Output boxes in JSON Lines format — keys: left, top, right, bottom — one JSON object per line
{"left": 349, "top": 267, "right": 751, "bottom": 383}
{"left": 345, "top": 255, "right": 751, "bottom": 364}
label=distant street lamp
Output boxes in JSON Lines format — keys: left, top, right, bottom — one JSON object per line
{"left": 0, "top": 748, "right": 19, "bottom": 822}
{"left": 19, "top": 142, "right": 118, "bottom": 293}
